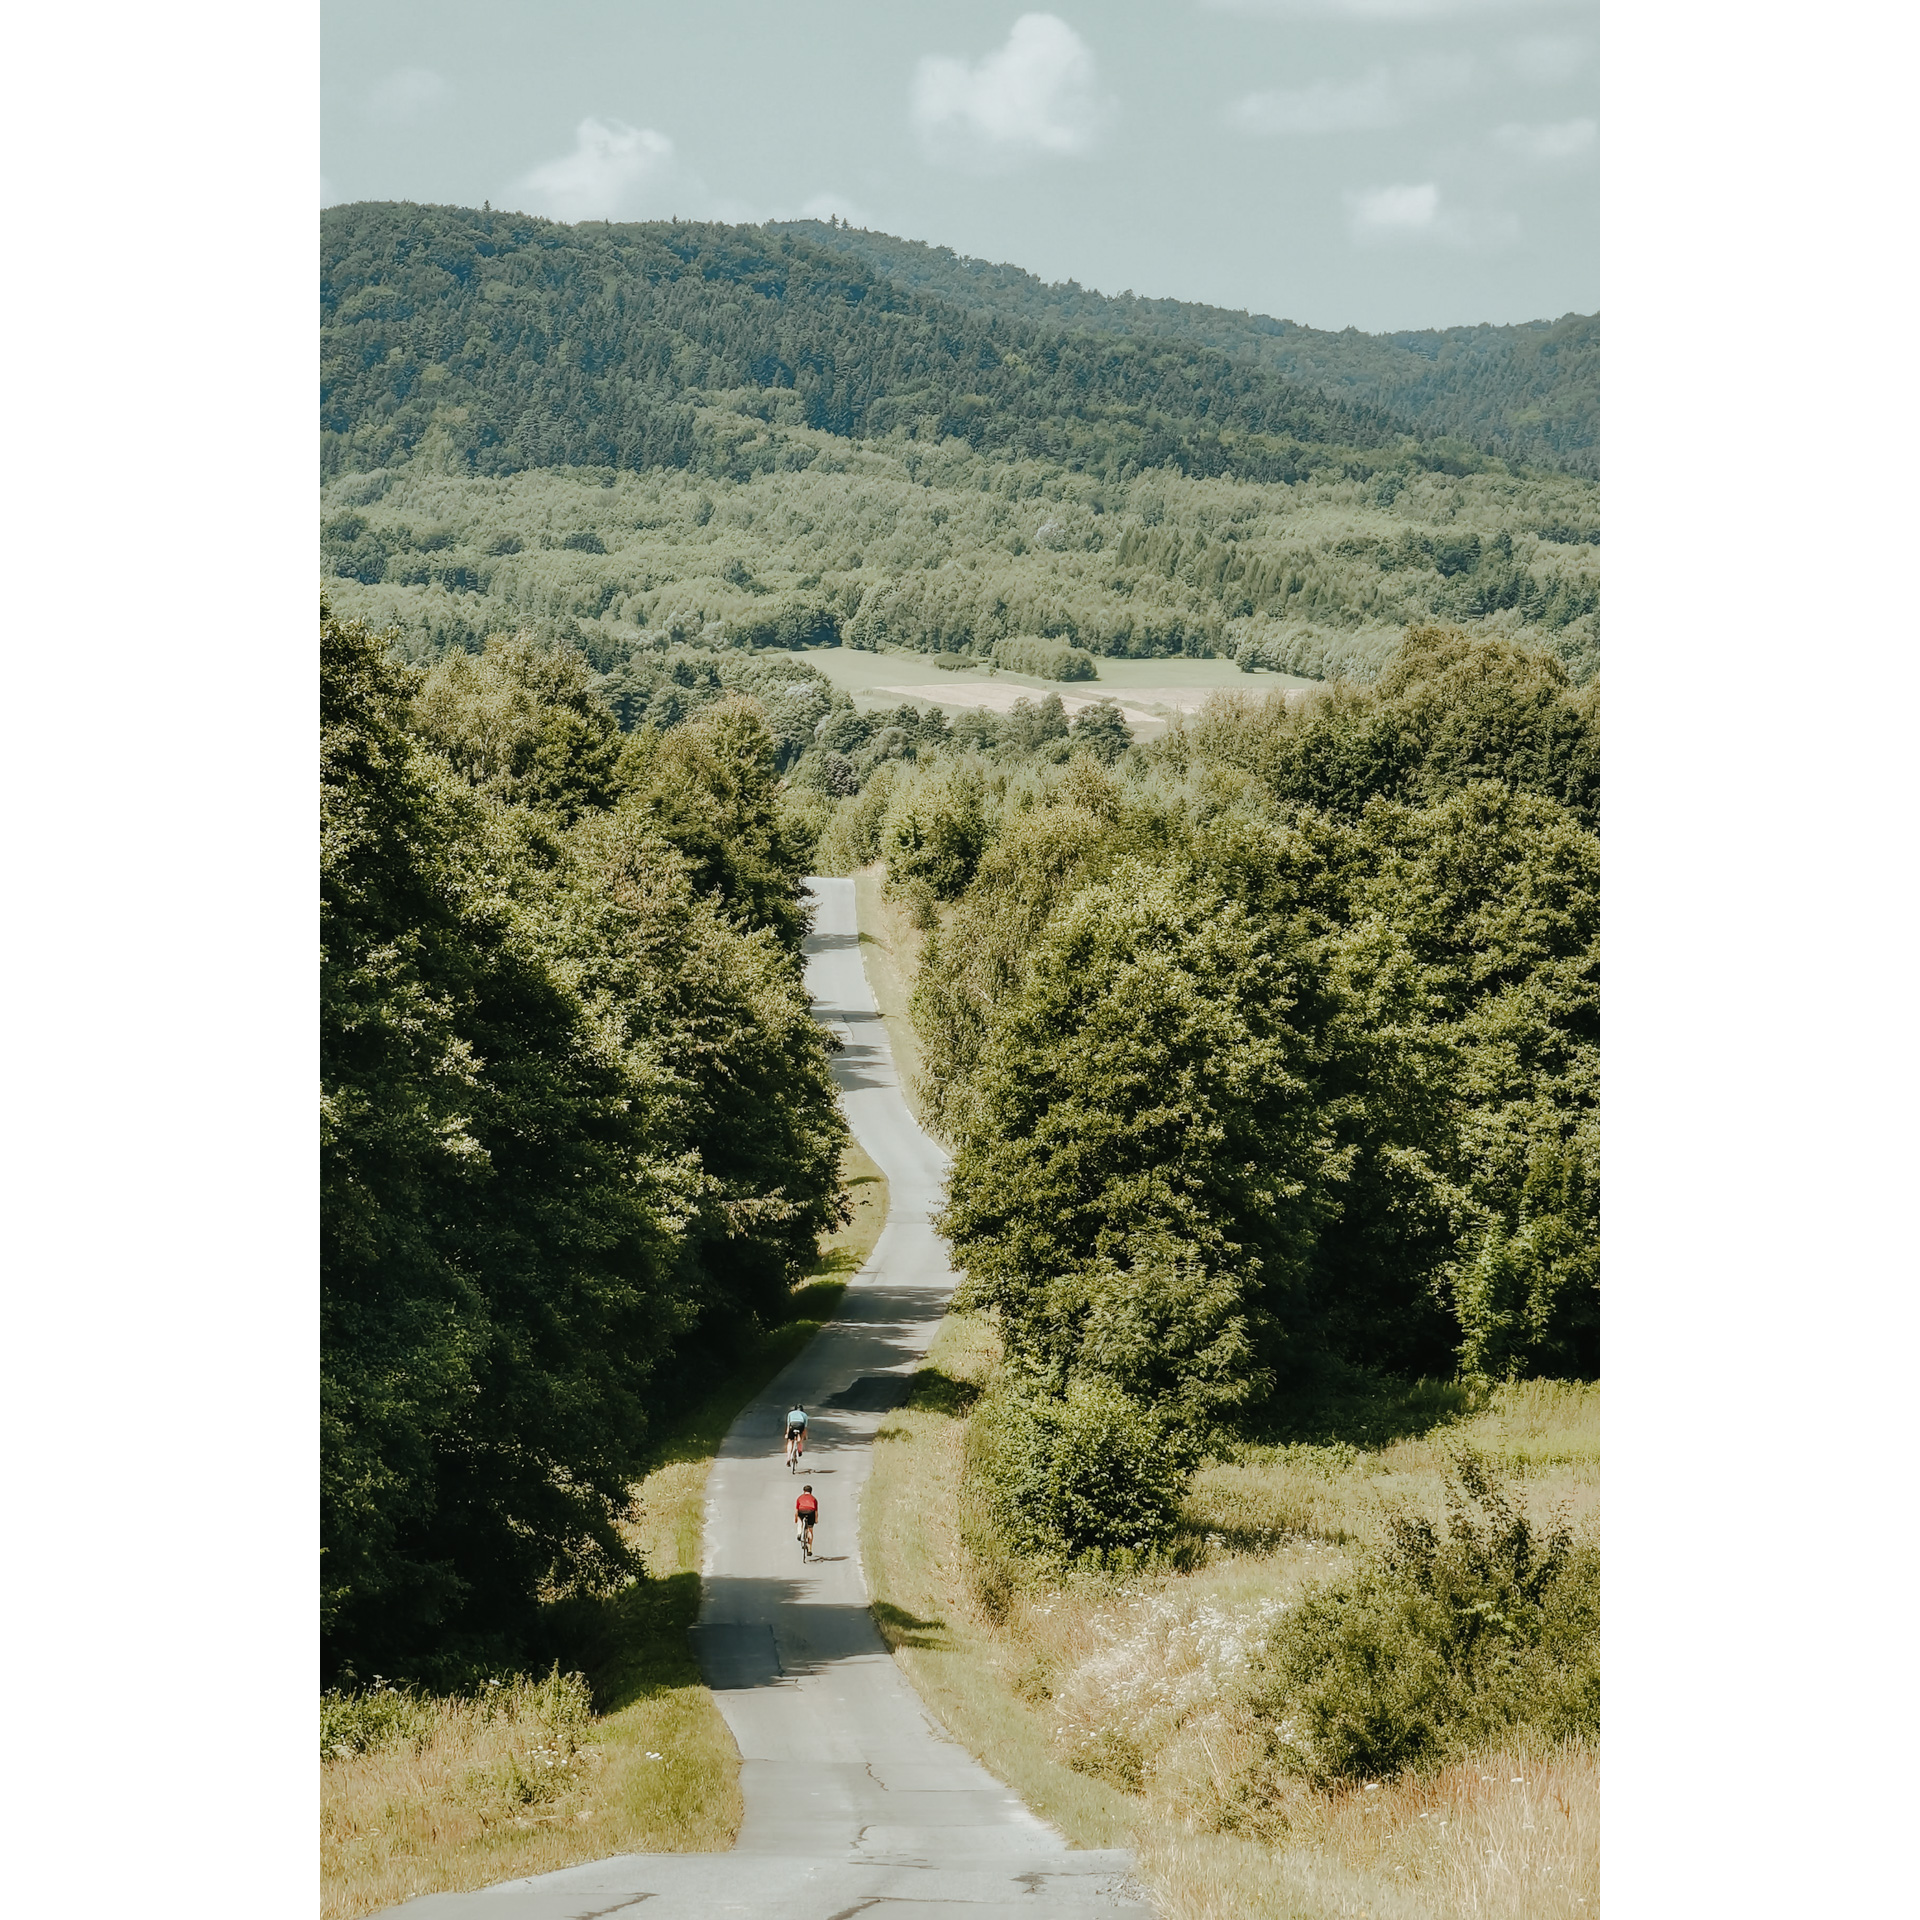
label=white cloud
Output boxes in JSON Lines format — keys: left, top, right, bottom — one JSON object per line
{"left": 1229, "top": 69, "right": 1398, "bottom": 135}
{"left": 1501, "top": 34, "right": 1591, "bottom": 84}
{"left": 1345, "top": 182, "right": 1519, "bottom": 247}
{"left": 511, "top": 119, "right": 684, "bottom": 223}
{"left": 368, "top": 67, "right": 450, "bottom": 122}
{"left": 1227, "top": 54, "right": 1471, "bottom": 136}
{"left": 1493, "top": 117, "right": 1596, "bottom": 160}
{"left": 911, "top": 13, "right": 1110, "bottom": 169}
{"left": 1350, "top": 181, "right": 1442, "bottom": 234}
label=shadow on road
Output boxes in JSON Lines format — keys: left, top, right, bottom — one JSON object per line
{"left": 903, "top": 1366, "right": 983, "bottom": 1419}
{"left": 693, "top": 1590, "right": 928, "bottom": 1687}
{"left": 871, "top": 1601, "right": 952, "bottom": 1652}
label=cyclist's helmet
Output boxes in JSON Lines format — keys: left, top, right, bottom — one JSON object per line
{"left": 802, "top": 1484, "right": 813, "bottom": 1493}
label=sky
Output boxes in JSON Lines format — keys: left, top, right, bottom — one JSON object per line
{"left": 321, "top": 0, "right": 1597, "bottom": 335}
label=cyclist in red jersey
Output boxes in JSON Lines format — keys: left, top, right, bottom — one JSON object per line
{"left": 794, "top": 1484, "right": 819, "bottom": 1557}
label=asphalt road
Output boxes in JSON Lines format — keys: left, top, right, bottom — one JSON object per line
{"left": 388, "top": 878, "right": 1150, "bottom": 1918}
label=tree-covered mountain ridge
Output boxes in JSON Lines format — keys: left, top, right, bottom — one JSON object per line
{"left": 769, "top": 219, "right": 1597, "bottom": 479}
{"left": 322, "top": 202, "right": 1542, "bottom": 489}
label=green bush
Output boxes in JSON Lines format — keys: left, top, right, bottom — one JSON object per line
{"left": 1247, "top": 1450, "right": 1597, "bottom": 1787}
{"left": 992, "top": 636, "right": 1098, "bottom": 681}
{"left": 812, "top": 762, "right": 901, "bottom": 874}
{"left": 320, "top": 1667, "right": 595, "bottom": 1763}
{"left": 321, "top": 1680, "right": 434, "bottom": 1759}
{"left": 880, "top": 759, "right": 989, "bottom": 900}
{"left": 1453, "top": 1132, "right": 1600, "bottom": 1381}
{"left": 963, "top": 1378, "right": 1195, "bottom": 1569}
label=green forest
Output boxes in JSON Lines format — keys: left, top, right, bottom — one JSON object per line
{"left": 321, "top": 606, "right": 848, "bottom": 1679}
{"left": 770, "top": 218, "right": 1598, "bottom": 478}
{"left": 824, "top": 625, "right": 1596, "bottom": 1441}
{"left": 320, "top": 203, "right": 1598, "bottom": 1711}
{"left": 321, "top": 203, "right": 1596, "bottom": 690}
{"left": 322, "top": 445, "right": 1597, "bottom": 690}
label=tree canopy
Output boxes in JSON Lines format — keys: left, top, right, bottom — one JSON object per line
{"left": 321, "top": 604, "right": 845, "bottom": 1679}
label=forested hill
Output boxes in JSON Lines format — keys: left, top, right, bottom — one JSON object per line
{"left": 323, "top": 203, "right": 1456, "bottom": 487}
{"left": 769, "top": 220, "right": 1598, "bottom": 478}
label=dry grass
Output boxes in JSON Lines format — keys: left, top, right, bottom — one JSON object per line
{"left": 862, "top": 1322, "right": 1598, "bottom": 1920}
{"left": 852, "top": 861, "right": 935, "bottom": 1129}
{"left": 1189, "top": 1379, "right": 1599, "bottom": 1559}
{"left": 321, "top": 1138, "right": 890, "bottom": 1919}
{"left": 1135, "top": 1742, "right": 1598, "bottom": 1920}
{"left": 811, "top": 1135, "right": 887, "bottom": 1278}
{"left": 320, "top": 1657, "right": 733, "bottom": 1920}
{"left": 862, "top": 1312, "right": 1139, "bottom": 1846}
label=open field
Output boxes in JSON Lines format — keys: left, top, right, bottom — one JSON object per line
{"left": 319, "top": 1138, "right": 889, "bottom": 1920}
{"left": 804, "top": 641, "right": 1319, "bottom": 734}
{"left": 863, "top": 1310, "right": 1598, "bottom": 1920}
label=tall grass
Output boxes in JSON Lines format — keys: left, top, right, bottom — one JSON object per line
{"left": 861, "top": 1313, "right": 1598, "bottom": 1920}
{"left": 1136, "top": 1741, "right": 1598, "bottom": 1920}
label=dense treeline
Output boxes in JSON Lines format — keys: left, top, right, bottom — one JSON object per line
{"left": 321, "top": 605, "right": 846, "bottom": 1679}
{"left": 322, "top": 451, "right": 1598, "bottom": 687}
{"left": 772, "top": 220, "right": 1598, "bottom": 478}
{"left": 805, "top": 626, "right": 1596, "bottom": 1561}
{"left": 323, "top": 203, "right": 1437, "bottom": 490}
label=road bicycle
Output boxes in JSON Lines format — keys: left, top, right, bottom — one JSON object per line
{"left": 796, "top": 1516, "right": 815, "bottom": 1562}
{"left": 785, "top": 1429, "right": 805, "bottom": 1472}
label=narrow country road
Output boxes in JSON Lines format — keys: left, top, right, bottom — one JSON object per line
{"left": 389, "top": 879, "right": 1150, "bottom": 1918}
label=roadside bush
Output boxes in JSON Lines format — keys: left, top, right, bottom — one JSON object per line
{"left": 321, "top": 1667, "right": 593, "bottom": 1764}
{"left": 963, "top": 1378, "right": 1195, "bottom": 1570}
{"left": 993, "top": 636, "right": 1098, "bottom": 681}
{"left": 321, "top": 1679, "right": 435, "bottom": 1758}
{"left": 880, "top": 758, "right": 990, "bottom": 900}
{"left": 812, "top": 761, "right": 902, "bottom": 873}
{"left": 1246, "top": 1450, "right": 1597, "bottom": 1788}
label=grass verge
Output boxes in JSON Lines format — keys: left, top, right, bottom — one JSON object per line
{"left": 851, "top": 861, "right": 933, "bottom": 1131}
{"left": 321, "top": 1137, "right": 889, "bottom": 1919}
{"left": 862, "top": 1315, "right": 1598, "bottom": 1919}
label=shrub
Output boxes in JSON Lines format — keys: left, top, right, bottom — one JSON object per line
{"left": 992, "top": 636, "right": 1098, "bottom": 681}
{"left": 320, "top": 1667, "right": 594, "bottom": 1766}
{"left": 963, "top": 1378, "right": 1195, "bottom": 1569}
{"left": 1246, "top": 1450, "right": 1597, "bottom": 1788}
{"left": 321, "top": 1679, "right": 434, "bottom": 1759}
{"left": 1453, "top": 1133, "right": 1600, "bottom": 1381}
{"left": 880, "top": 759, "right": 990, "bottom": 900}
{"left": 812, "top": 761, "right": 901, "bottom": 874}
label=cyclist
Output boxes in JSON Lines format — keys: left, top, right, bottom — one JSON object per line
{"left": 783, "top": 1405, "right": 808, "bottom": 1470}
{"left": 794, "top": 1484, "right": 819, "bottom": 1559}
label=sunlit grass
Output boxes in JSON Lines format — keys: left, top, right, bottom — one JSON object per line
{"left": 852, "top": 862, "right": 935, "bottom": 1130}
{"left": 862, "top": 1317, "right": 1598, "bottom": 1920}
